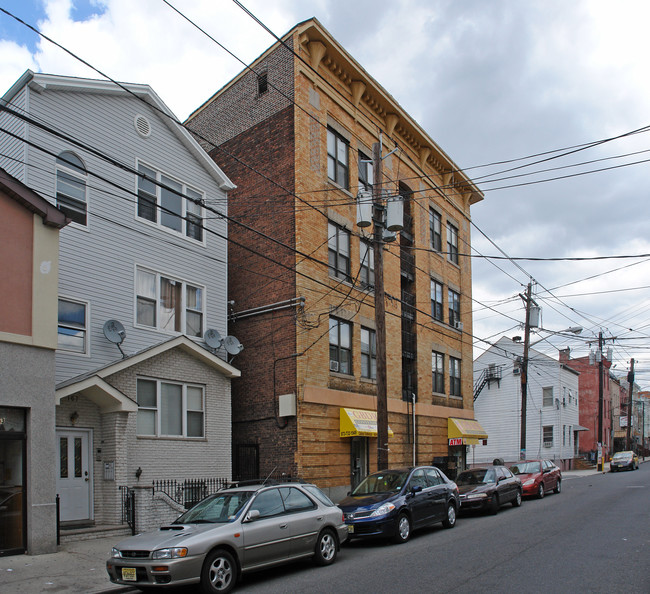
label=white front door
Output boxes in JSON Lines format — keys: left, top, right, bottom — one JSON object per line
{"left": 56, "top": 429, "right": 92, "bottom": 522}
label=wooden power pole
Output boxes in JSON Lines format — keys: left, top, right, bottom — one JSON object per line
{"left": 520, "top": 282, "right": 532, "bottom": 460}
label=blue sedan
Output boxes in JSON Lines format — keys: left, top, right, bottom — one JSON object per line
{"left": 338, "top": 466, "right": 460, "bottom": 544}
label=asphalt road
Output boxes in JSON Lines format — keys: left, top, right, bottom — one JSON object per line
{"left": 234, "top": 465, "right": 649, "bottom": 594}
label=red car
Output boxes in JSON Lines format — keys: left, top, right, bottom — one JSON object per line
{"left": 509, "top": 459, "right": 561, "bottom": 498}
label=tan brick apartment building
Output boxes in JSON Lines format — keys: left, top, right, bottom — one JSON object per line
{"left": 187, "top": 18, "right": 484, "bottom": 499}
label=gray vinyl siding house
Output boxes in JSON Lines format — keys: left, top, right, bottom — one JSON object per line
{"left": 0, "top": 71, "right": 239, "bottom": 535}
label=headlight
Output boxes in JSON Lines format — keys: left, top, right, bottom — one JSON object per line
{"left": 523, "top": 479, "right": 535, "bottom": 486}
{"left": 111, "top": 548, "right": 121, "bottom": 558}
{"left": 370, "top": 502, "right": 396, "bottom": 517}
{"left": 152, "top": 548, "right": 188, "bottom": 559}
{"left": 466, "top": 493, "right": 488, "bottom": 500}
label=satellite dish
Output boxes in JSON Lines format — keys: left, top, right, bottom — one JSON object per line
{"left": 103, "top": 319, "right": 126, "bottom": 344}
{"left": 204, "top": 328, "right": 223, "bottom": 350}
{"left": 223, "top": 335, "right": 244, "bottom": 355}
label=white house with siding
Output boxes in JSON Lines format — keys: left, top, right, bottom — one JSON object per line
{"left": 472, "top": 336, "right": 582, "bottom": 470}
{"left": 0, "top": 71, "right": 239, "bottom": 536}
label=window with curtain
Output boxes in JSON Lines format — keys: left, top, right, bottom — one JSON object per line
{"left": 432, "top": 351, "right": 445, "bottom": 394}
{"left": 431, "top": 280, "right": 443, "bottom": 321}
{"left": 328, "top": 221, "right": 351, "bottom": 281}
{"left": 137, "top": 378, "right": 204, "bottom": 438}
{"left": 449, "top": 357, "right": 461, "bottom": 397}
{"left": 136, "top": 268, "right": 204, "bottom": 337}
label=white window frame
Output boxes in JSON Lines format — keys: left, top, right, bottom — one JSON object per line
{"left": 543, "top": 425, "right": 554, "bottom": 447}
{"left": 57, "top": 297, "right": 89, "bottom": 355}
{"left": 136, "top": 161, "right": 205, "bottom": 243}
{"left": 358, "top": 149, "right": 373, "bottom": 192}
{"left": 429, "top": 209, "right": 442, "bottom": 252}
{"left": 135, "top": 267, "right": 205, "bottom": 337}
{"left": 327, "top": 127, "right": 349, "bottom": 189}
{"left": 542, "top": 386, "right": 554, "bottom": 407}
{"left": 56, "top": 151, "right": 88, "bottom": 226}
{"left": 329, "top": 317, "right": 352, "bottom": 375}
{"left": 431, "top": 280, "right": 444, "bottom": 321}
{"left": 361, "top": 327, "right": 376, "bottom": 379}
{"left": 432, "top": 351, "right": 445, "bottom": 394}
{"left": 328, "top": 221, "right": 351, "bottom": 282}
{"left": 449, "top": 357, "right": 461, "bottom": 397}
{"left": 359, "top": 239, "right": 375, "bottom": 289}
{"left": 448, "top": 289, "right": 460, "bottom": 326}
{"left": 136, "top": 378, "right": 205, "bottom": 438}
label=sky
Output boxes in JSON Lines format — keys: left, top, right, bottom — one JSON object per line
{"left": 2, "top": 0, "right": 650, "bottom": 388}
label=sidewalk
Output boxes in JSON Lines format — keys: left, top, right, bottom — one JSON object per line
{"left": 0, "top": 536, "right": 135, "bottom": 594}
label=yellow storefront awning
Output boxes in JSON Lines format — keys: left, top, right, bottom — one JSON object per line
{"left": 340, "top": 408, "right": 394, "bottom": 438}
{"left": 448, "top": 418, "right": 488, "bottom": 446}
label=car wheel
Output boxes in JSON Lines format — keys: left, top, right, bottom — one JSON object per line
{"left": 489, "top": 495, "right": 499, "bottom": 515}
{"left": 442, "top": 502, "right": 457, "bottom": 528}
{"left": 512, "top": 489, "right": 522, "bottom": 507}
{"left": 611, "top": 467, "right": 616, "bottom": 472}
{"left": 200, "top": 549, "right": 236, "bottom": 594}
{"left": 313, "top": 528, "right": 337, "bottom": 566}
{"left": 393, "top": 512, "right": 411, "bottom": 544}
{"left": 553, "top": 479, "right": 561, "bottom": 494}
{"left": 537, "top": 483, "right": 545, "bottom": 499}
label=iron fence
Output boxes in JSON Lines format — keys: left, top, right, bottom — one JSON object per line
{"left": 152, "top": 478, "right": 229, "bottom": 509}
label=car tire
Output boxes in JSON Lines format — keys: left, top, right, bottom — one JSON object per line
{"left": 393, "top": 512, "right": 411, "bottom": 544}
{"left": 611, "top": 467, "right": 616, "bottom": 473}
{"left": 537, "top": 483, "right": 545, "bottom": 499}
{"left": 553, "top": 479, "right": 562, "bottom": 494}
{"left": 442, "top": 502, "right": 457, "bottom": 528}
{"left": 489, "top": 495, "right": 499, "bottom": 515}
{"left": 313, "top": 528, "right": 338, "bottom": 566}
{"left": 200, "top": 549, "right": 237, "bottom": 594}
{"left": 512, "top": 489, "right": 522, "bottom": 507}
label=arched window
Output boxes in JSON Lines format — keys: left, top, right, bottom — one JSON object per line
{"left": 56, "top": 151, "right": 87, "bottom": 225}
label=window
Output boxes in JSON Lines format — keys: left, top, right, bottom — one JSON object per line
{"left": 250, "top": 488, "right": 285, "bottom": 518}
{"left": 329, "top": 317, "right": 351, "bottom": 374}
{"left": 448, "top": 289, "right": 460, "bottom": 326}
{"left": 425, "top": 467, "right": 443, "bottom": 486}
{"left": 328, "top": 221, "right": 351, "bottom": 281}
{"left": 137, "top": 163, "right": 204, "bottom": 241}
{"left": 57, "top": 298, "right": 87, "bottom": 353}
{"left": 280, "top": 487, "right": 316, "bottom": 513}
{"left": 137, "top": 378, "right": 204, "bottom": 437}
{"left": 360, "top": 239, "right": 375, "bottom": 288}
{"left": 542, "top": 387, "right": 554, "bottom": 407}
{"left": 136, "top": 268, "right": 204, "bottom": 337}
{"left": 358, "top": 150, "right": 373, "bottom": 191}
{"left": 543, "top": 426, "right": 553, "bottom": 447}
{"left": 56, "top": 151, "right": 87, "bottom": 225}
{"left": 361, "top": 327, "right": 376, "bottom": 379}
{"left": 432, "top": 351, "right": 444, "bottom": 394}
{"left": 447, "top": 222, "right": 459, "bottom": 264}
{"left": 327, "top": 127, "right": 349, "bottom": 189}
{"left": 431, "top": 280, "right": 443, "bottom": 321}
{"left": 257, "top": 70, "right": 268, "bottom": 96}
{"left": 429, "top": 209, "right": 442, "bottom": 252}
{"left": 449, "top": 357, "right": 461, "bottom": 397}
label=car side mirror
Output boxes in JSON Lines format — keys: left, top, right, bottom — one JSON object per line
{"left": 244, "top": 509, "right": 260, "bottom": 522}
{"left": 411, "top": 485, "right": 423, "bottom": 494}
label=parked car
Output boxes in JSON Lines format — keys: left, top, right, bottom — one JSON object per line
{"left": 338, "top": 466, "right": 460, "bottom": 544}
{"left": 510, "top": 459, "right": 562, "bottom": 498}
{"left": 106, "top": 481, "right": 347, "bottom": 593}
{"left": 456, "top": 465, "right": 522, "bottom": 514}
{"left": 610, "top": 451, "right": 639, "bottom": 472}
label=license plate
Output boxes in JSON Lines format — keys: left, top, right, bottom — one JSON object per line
{"left": 121, "top": 567, "right": 137, "bottom": 581}
{"left": 347, "top": 525, "right": 354, "bottom": 533}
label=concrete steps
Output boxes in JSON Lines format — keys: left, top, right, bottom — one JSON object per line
{"left": 59, "top": 524, "right": 132, "bottom": 544}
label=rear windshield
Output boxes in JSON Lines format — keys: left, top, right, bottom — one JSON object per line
{"left": 456, "top": 469, "right": 496, "bottom": 485}
{"left": 303, "top": 485, "right": 335, "bottom": 507}
{"left": 511, "top": 462, "right": 541, "bottom": 475}
{"left": 352, "top": 470, "right": 409, "bottom": 495}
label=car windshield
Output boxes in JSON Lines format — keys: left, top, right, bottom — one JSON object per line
{"left": 351, "top": 470, "right": 409, "bottom": 495}
{"left": 173, "top": 491, "right": 253, "bottom": 524}
{"left": 456, "top": 469, "right": 496, "bottom": 485}
{"left": 613, "top": 452, "right": 632, "bottom": 460}
{"left": 510, "top": 462, "right": 541, "bottom": 475}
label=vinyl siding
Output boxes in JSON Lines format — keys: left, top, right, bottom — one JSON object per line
{"left": 17, "top": 87, "right": 230, "bottom": 383}
{"left": 472, "top": 338, "right": 580, "bottom": 464}
{"left": 0, "top": 85, "right": 27, "bottom": 180}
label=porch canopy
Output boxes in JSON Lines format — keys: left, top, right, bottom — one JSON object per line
{"left": 448, "top": 417, "right": 488, "bottom": 445}
{"left": 340, "top": 407, "right": 394, "bottom": 438}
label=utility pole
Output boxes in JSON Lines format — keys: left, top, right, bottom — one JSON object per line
{"left": 626, "top": 359, "right": 634, "bottom": 450}
{"left": 520, "top": 282, "right": 532, "bottom": 461}
{"left": 597, "top": 331, "right": 604, "bottom": 471}
{"left": 372, "top": 140, "right": 388, "bottom": 471}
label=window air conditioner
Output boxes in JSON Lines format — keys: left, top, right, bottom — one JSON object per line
{"left": 329, "top": 360, "right": 339, "bottom": 372}
{"left": 543, "top": 442, "right": 553, "bottom": 448}
{"left": 453, "top": 320, "right": 463, "bottom": 331}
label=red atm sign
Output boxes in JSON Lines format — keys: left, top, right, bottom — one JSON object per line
{"left": 448, "top": 438, "right": 463, "bottom": 446}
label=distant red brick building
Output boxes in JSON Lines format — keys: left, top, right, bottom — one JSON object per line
{"left": 559, "top": 349, "right": 612, "bottom": 458}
